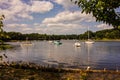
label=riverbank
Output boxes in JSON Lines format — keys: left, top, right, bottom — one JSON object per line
{"left": 0, "top": 62, "right": 120, "bottom": 80}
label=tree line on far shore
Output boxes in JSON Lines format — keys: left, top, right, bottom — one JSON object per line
{"left": 1, "top": 28, "right": 120, "bottom": 41}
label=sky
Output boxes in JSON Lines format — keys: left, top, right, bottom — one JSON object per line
{"left": 0, "top": 0, "right": 113, "bottom": 35}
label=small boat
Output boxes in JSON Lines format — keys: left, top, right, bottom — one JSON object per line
{"left": 48, "top": 40, "right": 53, "bottom": 43}
{"left": 20, "top": 37, "right": 33, "bottom": 47}
{"left": 74, "top": 42, "right": 81, "bottom": 47}
{"left": 20, "top": 41, "right": 33, "bottom": 48}
{"left": 53, "top": 40, "right": 62, "bottom": 45}
{"left": 85, "top": 39, "right": 94, "bottom": 44}
{"left": 21, "top": 42, "right": 33, "bottom": 46}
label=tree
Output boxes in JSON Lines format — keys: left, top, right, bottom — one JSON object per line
{"left": 83, "top": 30, "right": 94, "bottom": 39}
{"left": 0, "top": 15, "right": 5, "bottom": 44}
{"left": 0, "top": 15, "right": 9, "bottom": 44}
{"left": 0, "top": 15, "right": 5, "bottom": 33}
{"left": 71, "top": 0, "right": 120, "bottom": 28}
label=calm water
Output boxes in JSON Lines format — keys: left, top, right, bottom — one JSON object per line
{"left": 1, "top": 40, "right": 120, "bottom": 70}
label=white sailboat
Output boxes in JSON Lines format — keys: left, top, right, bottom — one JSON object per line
{"left": 85, "top": 39, "right": 94, "bottom": 44}
{"left": 48, "top": 40, "right": 53, "bottom": 43}
{"left": 85, "top": 27, "right": 94, "bottom": 44}
{"left": 20, "top": 37, "right": 33, "bottom": 47}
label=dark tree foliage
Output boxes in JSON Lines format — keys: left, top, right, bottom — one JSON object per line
{"left": 3, "top": 28, "right": 120, "bottom": 41}
{"left": 0, "top": 15, "right": 9, "bottom": 44}
{"left": 71, "top": 0, "right": 120, "bottom": 28}
{"left": 0, "top": 15, "right": 5, "bottom": 37}
{"left": 95, "top": 29, "right": 120, "bottom": 39}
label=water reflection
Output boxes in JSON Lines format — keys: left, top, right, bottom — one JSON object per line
{"left": 86, "top": 44, "right": 92, "bottom": 67}
{"left": 1, "top": 40, "right": 120, "bottom": 70}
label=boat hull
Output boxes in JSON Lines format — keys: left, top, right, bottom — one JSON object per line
{"left": 74, "top": 42, "right": 81, "bottom": 47}
{"left": 85, "top": 41, "right": 94, "bottom": 44}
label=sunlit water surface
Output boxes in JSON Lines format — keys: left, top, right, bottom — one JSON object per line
{"left": 1, "top": 40, "right": 120, "bottom": 70}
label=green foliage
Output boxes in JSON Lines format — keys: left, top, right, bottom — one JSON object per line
{"left": 95, "top": 29, "right": 120, "bottom": 39}
{"left": 71, "top": 0, "right": 120, "bottom": 28}
{"left": 4, "top": 32, "right": 80, "bottom": 41}
{"left": 0, "top": 15, "right": 5, "bottom": 32}
{"left": 0, "top": 15, "right": 5, "bottom": 44}
{"left": 2, "top": 28, "right": 120, "bottom": 41}
{"left": 83, "top": 30, "right": 94, "bottom": 39}
{"left": 0, "top": 15, "right": 10, "bottom": 44}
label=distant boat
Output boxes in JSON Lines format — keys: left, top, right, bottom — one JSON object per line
{"left": 48, "top": 40, "right": 53, "bottom": 43}
{"left": 53, "top": 40, "right": 62, "bottom": 45}
{"left": 74, "top": 42, "right": 81, "bottom": 47}
{"left": 85, "top": 39, "right": 94, "bottom": 44}
{"left": 21, "top": 42, "right": 33, "bottom": 46}
{"left": 20, "top": 37, "right": 33, "bottom": 46}
{"left": 85, "top": 27, "right": 94, "bottom": 44}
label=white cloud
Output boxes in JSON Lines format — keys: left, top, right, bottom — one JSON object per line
{"left": 0, "top": 0, "right": 54, "bottom": 21}
{"left": 4, "top": 23, "right": 113, "bottom": 34}
{"left": 4, "top": 20, "right": 95, "bottom": 34}
{"left": 46, "top": 23, "right": 81, "bottom": 28}
{"left": 1, "top": 0, "right": 110, "bottom": 34}
{"left": 6, "top": 23, "right": 29, "bottom": 29}
{"left": 0, "top": 0, "right": 31, "bottom": 20}
{"left": 32, "top": 22, "right": 86, "bottom": 34}
{"left": 22, "top": 27, "right": 32, "bottom": 31}
{"left": 4, "top": 23, "right": 33, "bottom": 33}
{"left": 46, "top": 23, "right": 85, "bottom": 34}
{"left": 43, "top": 11, "right": 95, "bottom": 24}
{"left": 34, "top": 23, "right": 40, "bottom": 26}
{"left": 41, "top": 10, "right": 95, "bottom": 34}
{"left": 96, "top": 24, "right": 113, "bottom": 29}
{"left": 30, "top": 1, "right": 53, "bottom": 13}
{"left": 54, "top": 0, "right": 75, "bottom": 10}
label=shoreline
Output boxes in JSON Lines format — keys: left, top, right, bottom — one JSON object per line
{"left": 0, "top": 64, "right": 120, "bottom": 80}
{"left": 0, "top": 61, "right": 120, "bottom": 79}
{"left": 5, "top": 39, "right": 120, "bottom": 42}
{"left": 0, "top": 61, "right": 120, "bottom": 73}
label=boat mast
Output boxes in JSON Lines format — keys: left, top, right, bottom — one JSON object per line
{"left": 88, "top": 26, "right": 89, "bottom": 40}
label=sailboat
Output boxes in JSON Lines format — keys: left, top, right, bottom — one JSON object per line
{"left": 21, "top": 37, "right": 33, "bottom": 46}
{"left": 85, "top": 39, "right": 94, "bottom": 44}
{"left": 85, "top": 27, "right": 94, "bottom": 44}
